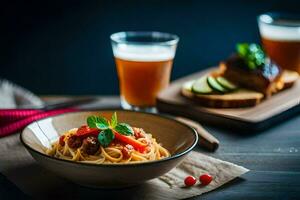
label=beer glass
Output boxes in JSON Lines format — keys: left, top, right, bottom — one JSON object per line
{"left": 111, "top": 32, "right": 179, "bottom": 112}
{"left": 258, "top": 13, "right": 300, "bottom": 73}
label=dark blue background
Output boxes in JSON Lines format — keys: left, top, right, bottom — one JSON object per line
{"left": 1, "top": 0, "right": 299, "bottom": 95}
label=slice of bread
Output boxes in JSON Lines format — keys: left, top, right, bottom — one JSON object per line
{"left": 181, "top": 70, "right": 299, "bottom": 108}
{"left": 181, "top": 81, "right": 264, "bottom": 108}
{"left": 281, "top": 70, "right": 299, "bottom": 89}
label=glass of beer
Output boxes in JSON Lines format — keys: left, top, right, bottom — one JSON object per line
{"left": 111, "top": 31, "right": 179, "bottom": 112}
{"left": 258, "top": 13, "right": 300, "bottom": 73}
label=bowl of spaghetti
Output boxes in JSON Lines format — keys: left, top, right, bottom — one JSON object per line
{"left": 21, "top": 110, "right": 198, "bottom": 188}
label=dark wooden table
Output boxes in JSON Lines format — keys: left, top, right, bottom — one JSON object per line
{"left": 1, "top": 96, "right": 299, "bottom": 200}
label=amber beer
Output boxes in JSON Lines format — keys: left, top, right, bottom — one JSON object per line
{"left": 258, "top": 14, "right": 300, "bottom": 73}
{"left": 114, "top": 45, "right": 174, "bottom": 107}
{"left": 262, "top": 39, "right": 300, "bottom": 72}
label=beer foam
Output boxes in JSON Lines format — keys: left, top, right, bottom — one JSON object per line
{"left": 259, "top": 23, "right": 300, "bottom": 41}
{"left": 112, "top": 44, "right": 175, "bottom": 62}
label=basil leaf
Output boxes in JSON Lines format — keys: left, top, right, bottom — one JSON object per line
{"left": 87, "top": 116, "right": 100, "bottom": 128}
{"left": 236, "top": 43, "right": 248, "bottom": 57}
{"left": 236, "top": 43, "right": 266, "bottom": 70}
{"left": 98, "top": 129, "right": 114, "bottom": 147}
{"left": 87, "top": 115, "right": 109, "bottom": 129}
{"left": 115, "top": 123, "right": 133, "bottom": 135}
{"left": 96, "top": 116, "right": 109, "bottom": 129}
{"left": 110, "top": 112, "right": 118, "bottom": 128}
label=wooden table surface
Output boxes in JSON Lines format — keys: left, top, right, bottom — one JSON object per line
{"left": 1, "top": 96, "right": 300, "bottom": 200}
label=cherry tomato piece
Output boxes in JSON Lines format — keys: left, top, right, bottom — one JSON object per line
{"left": 184, "top": 176, "right": 197, "bottom": 187}
{"left": 199, "top": 174, "right": 213, "bottom": 186}
{"left": 76, "top": 125, "right": 99, "bottom": 137}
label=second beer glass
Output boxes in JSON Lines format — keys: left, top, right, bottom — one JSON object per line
{"left": 258, "top": 13, "right": 300, "bottom": 73}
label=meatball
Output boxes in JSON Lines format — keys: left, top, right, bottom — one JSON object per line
{"left": 67, "top": 135, "right": 82, "bottom": 149}
{"left": 82, "top": 136, "right": 100, "bottom": 155}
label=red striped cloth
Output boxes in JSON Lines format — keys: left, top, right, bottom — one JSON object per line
{"left": 0, "top": 109, "right": 42, "bottom": 126}
{"left": 0, "top": 108, "right": 78, "bottom": 137}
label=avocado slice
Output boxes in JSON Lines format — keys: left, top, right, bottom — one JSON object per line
{"left": 191, "top": 76, "right": 213, "bottom": 94}
{"left": 207, "top": 76, "right": 228, "bottom": 93}
{"left": 216, "top": 77, "right": 238, "bottom": 91}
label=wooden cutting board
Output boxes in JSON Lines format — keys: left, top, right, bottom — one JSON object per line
{"left": 157, "top": 68, "right": 300, "bottom": 131}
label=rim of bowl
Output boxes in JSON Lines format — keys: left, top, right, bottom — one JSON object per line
{"left": 20, "top": 109, "right": 198, "bottom": 167}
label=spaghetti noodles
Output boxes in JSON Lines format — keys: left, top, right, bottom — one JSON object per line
{"left": 46, "top": 114, "right": 170, "bottom": 164}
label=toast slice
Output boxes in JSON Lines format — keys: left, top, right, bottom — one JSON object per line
{"left": 181, "top": 81, "right": 264, "bottom": 108}
{"left": 181, "top": 70, "right": 298, "bottom": 108}
{"left": 281, "top": 70, "right": 299, "bottom": 90}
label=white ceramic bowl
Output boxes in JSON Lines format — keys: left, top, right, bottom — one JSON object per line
{"left": 21, "top": 110, "right": 198, "bottom": 188}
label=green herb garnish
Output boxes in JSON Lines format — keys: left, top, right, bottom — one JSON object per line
{"left": 236, "top": 43, "right": 266, "bottom": 70}
{"left": 87, "top": 115, "right": 109, "bottom": 129}
{"left": 98, "top": 129, "right": 114, "bottom": 147}
{"left": 115, "top": 123, "right": 134, "bottom": 136}
{"left": 110, "top": 112, "right": 118, "bottom": 128}
{"left": 86, "top": 112, "right": 134, "bottom": 147}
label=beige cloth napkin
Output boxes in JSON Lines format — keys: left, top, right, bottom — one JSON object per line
{"left": 0, "top": 133, "right": 248, "bottom": 199}
{"left": 154, "top": 151, "right": 248, "bottom": 199}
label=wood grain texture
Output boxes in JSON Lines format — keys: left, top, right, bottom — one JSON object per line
{"left": 157, "top": 68, "right": 300, "bottom": 131}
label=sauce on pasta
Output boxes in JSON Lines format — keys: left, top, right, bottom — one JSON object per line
{"left": 46, "top": 113, "right": 170, "bottom": 164}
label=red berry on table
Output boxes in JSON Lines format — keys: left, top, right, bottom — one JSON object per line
{"left": 184, "top": 176, "right": 197, "bottom": 186}
{"left": 199, "top": 174, "right": 213, "bottom": 186}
